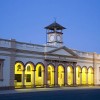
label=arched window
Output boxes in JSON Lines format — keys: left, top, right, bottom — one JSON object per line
{"left": 17, "top": 65, "right": 21, "bottom": 71}
{"left": 27, "top": 65, "right": 31, "bottom": 71}
{"left": 38, "top": 66, "right": 41, "bottom": 77}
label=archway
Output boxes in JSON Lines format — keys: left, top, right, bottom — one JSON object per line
{"left": 14, "top": 62, "right": 24, "bottom": 88}
{"left": 35, "top": 63, "right": 44, "bottom": 87}
{"left": 67, "top": 66, "right": 73, "bottom": 85}
{"left": 47, "top": 64, "right": 54, "bottom": 86}
{"left": 88, "top": 67, "right": 94, "bottom": 85}
{"left": 58, "top": 65, "right": 64, "bottom": 86}
{"left": 76, "top": 66, "right": 82, "bottom": 85}
{"left": 25, "top": 63, "right": 34, "bottom": 87}
{"left": 82, "top": 67, "right": 87, "bottom": 85}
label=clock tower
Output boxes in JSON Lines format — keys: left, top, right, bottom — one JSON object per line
{"left": 45, "top": 21, "right": 66, "bottom": 47}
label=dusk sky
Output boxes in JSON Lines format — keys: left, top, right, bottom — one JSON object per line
{"left": 0, "top": 0, "right": 100, "bottom": 53}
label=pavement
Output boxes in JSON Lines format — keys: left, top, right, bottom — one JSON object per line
{"left": 0, "top": 86, "right": 100, "bottom": 95}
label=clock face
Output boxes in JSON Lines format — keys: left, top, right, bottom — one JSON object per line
{"left": 49, "top": 35, "right": 55, "bottom": 42}
{"left": 57, "top": 35, "right": 61, "bottom": 41}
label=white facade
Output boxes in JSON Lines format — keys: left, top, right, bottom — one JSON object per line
{"left": 0, "top": 22, "right": 100, "bottom": 89}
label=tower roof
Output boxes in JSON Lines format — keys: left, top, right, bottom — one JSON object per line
{"left": 45, "top": 21, "right": 66, "bottom": 30}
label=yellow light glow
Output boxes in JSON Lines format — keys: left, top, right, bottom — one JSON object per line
{"left": 88, "top": 67, "right": 94, "bottom": 85}
{"left": 58, "top": 65, "right": 64, "bottom": 86}
{"left": 25, "top": 63, "right": 34, "bottom": 87}
{"left": 76, "top": 66, "right": 81, "bottom": 85}
{"left": 35, "top": 64, "right": 44, "bottom": 86}
{"left": 47, "top": 65, "right": 54, "bottom": 86}
{"left": 67, "top": 66, "right": 73, "bottom": 85}
{"left": 82, "top": 67, "right": 87, "bottom": 85}
{"left": 14, "top": 62, "right": 24, "bottom": 88}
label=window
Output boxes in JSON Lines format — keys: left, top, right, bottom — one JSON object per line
{"left": 15, "top": 74, "right": 22, "bottom": 82}
{"left": 17, "top": 65, "right": 21, "bottom": 71}
{"left": 27, "top": 65, "right": 31, "bottom": 71}
{"left": 26, "top": 74, "right": 31, "bottom": 82}
{"left": 38, "top": 66, "right": 41, "bottom": 77}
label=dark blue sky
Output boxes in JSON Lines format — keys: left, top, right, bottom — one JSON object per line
{"left": 0, "top": 0, "right": 100, "bottom": 53}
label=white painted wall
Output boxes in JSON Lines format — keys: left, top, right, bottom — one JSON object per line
{"left": 0, "top": 38, "right": 100, "bottom": 87}
{"left": 0, "top": 56, "right": 10, "bottom": 87}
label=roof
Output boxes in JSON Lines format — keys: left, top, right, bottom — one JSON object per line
{"left": 45, "top": 21, "right": 66, "bottom": 30}
{"left": 46, "top": 46, "right": 79, "bottom": 58}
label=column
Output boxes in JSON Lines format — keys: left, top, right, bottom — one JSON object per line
{"left": 10, "top": 39, "right": 16, "bottom": 89}
{"left": 22, "top": 70, "right": 25, "bottom": 88}
{"left": 64, "top": 63, "right": 67, "bottom": 86}
{"left": 93, "top": 52, "right": 97, "bottom": 85}
{"left": 86, "top": 72, "right": 88, "bottom": 85}
{"left": 80, "top": 72, "right": 82, "bottom": 85}
{"left": 54, "top": 62, "right": 58, "bottom": 87}
{"left": 73, "top": 62, "right": 77, "bottom": 86}
{"left": 31, "top": 70, "right": 35, "bottom": 87}
{"left": 33, "top": 70, "right": 36, "bottom": 87}
{"left": 44, "top": 61, "right": 48, "bottom": 87}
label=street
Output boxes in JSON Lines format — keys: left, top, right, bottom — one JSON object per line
{"left": 0, "top": 87, "right": 100, "bottom": 100}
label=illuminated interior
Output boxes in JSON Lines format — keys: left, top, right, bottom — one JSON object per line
{"left": 14, "top": 62, "right": 24, "bottom": 88}
{"left": 67, "top": 66, "right": 73, "bottom": 85}
{"left": 35, "top": 63, "right": 44, "bottom": 86}
{"left": 82, "top": 67, "right": 87, "bottom": 85}
{"left": 88, "top": 67, "right": 94, "bottom": 85}
{"left": 58, "top": 65, "right": 64, "bottom": 86}
{"left": 76, "top": 66, "right": 81, "bottom": 85}
{"left": 25, "top": 63, "right": 34, "bottom": 87}
{"left": 47, "top": 65, "right": 54, "bottom": 86}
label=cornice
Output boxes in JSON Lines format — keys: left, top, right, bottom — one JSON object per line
{"left": 0, "top": 47, "right": 100, "bottom": 63}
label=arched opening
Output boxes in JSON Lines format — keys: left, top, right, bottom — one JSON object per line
{"left": 35, "top": 63, "right": 44, "bottom": 87}
{"left": 88, "top": 67, "right": 94, "bottom": 85}
{"left": 67, "top": 66, "right": 73, "bottom": 85}
{"left": 76, "top": 66, "right": 82, "bottom": 85}
{"left": 25, "top": 63, "right": 34, "bottom": 87}
{"left": 82, "top": 67, "right": 87, "bottom": 85}
{"left": 47, "top": 64, "right": 54, "bottom": 86}
{"left": 14, "top": 62, "right": 24, "bottom": 88}
{"left": 58, "top": 65, "right": 64, "bottom": 86}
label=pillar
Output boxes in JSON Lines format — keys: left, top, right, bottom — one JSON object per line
{"left": 33, "top": 70, "right": 36, "bottom": 87}
{"left": 93, "top": 52, "right": 97, "bottom": 85}
{"left": 80, "top": 72, "right": 82, "bottom": 85}
{"left": 44, "top": 61, "right": 48, "bottom": 87}
{"left": 73, "top": 62, "right": 77, "bottom": 86}
{"left": 22, "top": 70, "right": 25, "bottom": 88}
{"left": 10, "top": 39, "right": 16, "bottom": 89}
{"left": 54, "top": 62, "right": 58, "bottom": 87}
{"left": 86, "top": 72, "right": 88, "bottom": 85}
{"left": 64, "top": 63, "right": 68, "bottom": 86}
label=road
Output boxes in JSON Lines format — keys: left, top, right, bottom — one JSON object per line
{"left": 0, "top": 87, "right": 100, "bottom": 100}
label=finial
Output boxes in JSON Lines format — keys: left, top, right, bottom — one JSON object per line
{"left": 54, "top": 17, "right": 57, "bottom": 22}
